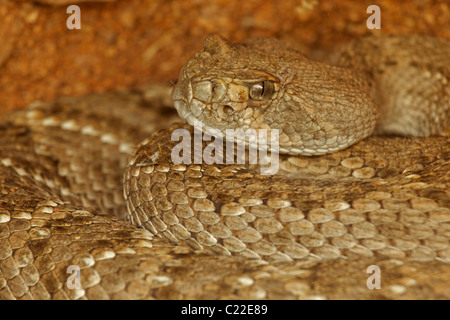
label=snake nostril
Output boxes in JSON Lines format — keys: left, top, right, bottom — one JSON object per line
{"left": 223, "top": 105, "right": 235, "bottom": 116}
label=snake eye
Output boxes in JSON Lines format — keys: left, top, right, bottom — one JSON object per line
{"left": 249, "top": 81, "right": 275, "bottom": 101}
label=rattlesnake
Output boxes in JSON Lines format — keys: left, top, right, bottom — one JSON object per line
{"left": 0, "top": 34, "right": 449, "bottom": 300}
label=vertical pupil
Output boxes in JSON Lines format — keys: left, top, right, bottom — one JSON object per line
{"left": 254, "top": 83, "right": 264, "bottom": 98}
{"left": 250, "top": 81, "right": 272, "bottom": 100}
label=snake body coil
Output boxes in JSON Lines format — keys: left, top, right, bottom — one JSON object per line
{"left": 1, "top": 34, "right": 449, "bottom": 299}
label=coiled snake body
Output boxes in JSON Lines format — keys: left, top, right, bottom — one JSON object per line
{"left": 1, "top": 34, "right": 449, "bottom": 299}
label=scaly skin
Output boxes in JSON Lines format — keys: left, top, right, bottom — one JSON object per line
{"left": 1, "top": 35, "right": 449, "bottom": 299}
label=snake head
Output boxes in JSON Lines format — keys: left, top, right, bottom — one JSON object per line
{"left": 172, "top": 34, "right": 378, "bottom": 155}
{"left": 172, "top": 34, "right": 294, "bottom": 153}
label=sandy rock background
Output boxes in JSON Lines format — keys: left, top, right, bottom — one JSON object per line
{"left": 1, "top": 0, "right": 449, "bottom": 114}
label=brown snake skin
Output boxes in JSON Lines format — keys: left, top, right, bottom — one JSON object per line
{"left": 1, "top": 35, "right": 450, "bottom": 299}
